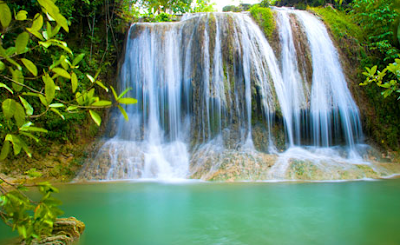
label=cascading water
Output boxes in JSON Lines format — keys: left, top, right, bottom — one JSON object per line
{"left": 76, "top": 8, "right": 396, "bottom": 181}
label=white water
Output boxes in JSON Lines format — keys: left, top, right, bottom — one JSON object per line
{"left": 79, "top": 9, "right": 370, "bottom": 181}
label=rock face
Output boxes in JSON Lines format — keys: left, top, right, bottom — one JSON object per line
{"left": 8, "top": 217, "right": 86, "bottom": 245}
{"left": 75, "top": 9, "right": 399, "bottom": 182}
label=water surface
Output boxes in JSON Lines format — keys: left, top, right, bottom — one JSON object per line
{"left": 1, "top": 179, "right": 400, "bottom": 244}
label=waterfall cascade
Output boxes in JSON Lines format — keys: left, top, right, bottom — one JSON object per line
{"left": 76, "top": 8, "right": 395, "bottom": 181}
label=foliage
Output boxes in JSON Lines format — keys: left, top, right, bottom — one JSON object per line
{"left": 0, "top": 172, "right": 63, "bottom": 244}
{"left": 249, "top": 5, "right": 276, "bottom": 38}
{"left": 310, "top": 7, "right": 364, "bottom": 42}
{"left": 129, "top": 0, "right": 214, "bottom": 15}
{"left": 275, "top": 0, "right": 352, "bottom": 8}
{"left": 361, "top": 60, "right": 400, "bottom": 99}
{"left": 0, "top": 0, "right": 137, "bottom": 160}
{"left": 260, "top": 0, "right": 271, "bottom": 8}
{"left": 222, "top": 3, "right": 255, "bottom": 12}
{"left": 222, "top": 5, "right": 240, "bottom": 12}
{"left": 0, "top": 0, "right": 137, "bottom": 242}
{"left": 191, "top": 0, "right": 216, "bottom": 13}
{"left": 155, "top": 12, "right": 174, "bottom": 22}
{"left": 351, "top": 0, "right": 399, "bottom": 64}
{"left": 310, "top": 6, "right": 366, "bottom": 66}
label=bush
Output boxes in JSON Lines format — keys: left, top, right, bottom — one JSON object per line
{"left": 249, "top": 5, "right": 276, "bottom": 38}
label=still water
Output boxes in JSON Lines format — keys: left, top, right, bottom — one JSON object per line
{"left": 1, "top": 179, "right": 400, "bottom": 245}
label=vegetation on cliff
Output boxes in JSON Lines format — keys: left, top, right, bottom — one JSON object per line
{"left": 249, "top": 4, "right": 276, "bottom": 38}
{"left": 310, "top": 0, "right": 400, "bottom": 149}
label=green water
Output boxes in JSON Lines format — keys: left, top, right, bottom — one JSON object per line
{"left": 1, "top": 179, "right": 400, "bottom": 245}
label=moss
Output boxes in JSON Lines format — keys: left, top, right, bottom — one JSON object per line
{"left": 309, "top": 7, "right": 365, "bottom": 66}
{"left": 249, "top": 5, "right": 276, "bottom": 39}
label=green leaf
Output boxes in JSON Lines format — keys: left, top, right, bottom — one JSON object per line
{"left": 117, "top": 88, "right": 132, "bottom": 100}
{"left": 370, "top": 66, "right": 377, "bottom": 75}
{"left": 0, "top": 60, "right": 5, "bottom": 71}
{"left": 46, "top": 21, "right": 52, "bottom": 39}
{"left": 14, "top": 102, "right": 26, "bottom": 127}
{"left": 0, "top": 1, "right": 11, "bottom": 28}
{"left": 86, "top": 74, "right": 95, "bottom": 83}
{"left": 96, "top": 81, "right": 109, "bottom": 92}
{"left": 2, "top": 99, "right": 16, "bottom": 119}
{"left": 19, "top": 126, "right": 48, "bottom": 133}
{"left": 21, "top": 58, "right": 38, "bottom": 76}
{"left": 52, "top": 25, "right": 61, "bottom": 37}
{"left": 19, "top": 132, "right": 39, "bottom": 143}
{"left": 15, "top": 32, "right": 29, "bottom": 54}
{"left": 27, "top": 28, "right": 44, "bottom": 41}
{"left": 39, "top": 94, "right": 48, "bottom": 106}
{"left": 54, "top": 13, "right": 69, "bottom": 32}
{"left": 54, "top": 42, "right": 72, "bottom": 54}
{"left": 92, "top": 100, "right": 112, "bottom": 107}
{"left": 0, "top": 82, "right": 13, "bottom": 94}
{"left": 52, "top": 67, "right": 70, "bottom": 79}
{"left": 25, "top": 168, "right": 42, "bottom": 178}
{"left": 44, "top": 74, "right": 56, "bottom": 104}
{"left": 66, "top": 105, "right": 78, "bottom": 111}
{"left": 89, "top": 110, "right": 101, "bottom": 126}
{"left": 118, "top": 105, "right": 129, "bottom": 121}
{"left": 61, "top": 56, "right": 69, "bottom": 70}
{"left": 17, "top": 225, "right": 27, "bottom": 239}
{"left": 110, "top": 86, "right": 118, "bottom": 100}
{"left": 72, "top": 53, "right": 85, "bottom": 66}
{"left": 75, "top": 92, "right": 84, "bottom": 105}
{"left": 6, "top": 47, "right": 16, "bottom": 56}
{"left": 93, "top": 68, "right": 101, "bottom": 80}
{"left": 118, "top": 98, "right": 138, "bottom": 105}
{"left": 50, "top": 108, "right": 65, "bottom": 120}
{"left": 31, "top": 13, "right": 43, "bottom": 31}
{"left": 0, "top": 141, "right": 10, "bottom": 160}
{"left": 19, "top": 96, "right": 33, "bottom": 116}
{"left": 49, "top": 103, "right": 64, "bottom": 108}
{"left": 15, "top": 10, "right": 28, "bottom": 21}
{"left": 20, "top": 137, "right": 31, "bottom": 157}
{"left": 42, "top": 30, "right": 49, "bottom": 40}
{"left": 5, "top": 134, "right": 22, "bottom": 155}
{"left": 71, "top": 72, "right": 78, "bottom": 93}
{"left": 11, "top": 68, "right": 24, "bottom": 92}
{"left": 38, "top": 40, "right": 51, "bottom": 48}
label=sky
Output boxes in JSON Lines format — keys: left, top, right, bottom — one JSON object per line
{"left": 213, "top": 0, "right": 261, "bottom": 12}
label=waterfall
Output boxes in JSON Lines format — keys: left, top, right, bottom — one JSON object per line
{"left": 76, "top": 8, "right": 378, "bottom": 182}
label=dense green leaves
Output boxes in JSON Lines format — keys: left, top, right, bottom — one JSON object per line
{"left": 0, "top": 179, "right": 64, "bottom": 244}
{"left": 249, "top": 5, "right": 276, "bottom": 38}
{"left": 0, "top": 0, "right": 140, "bottom": 243}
